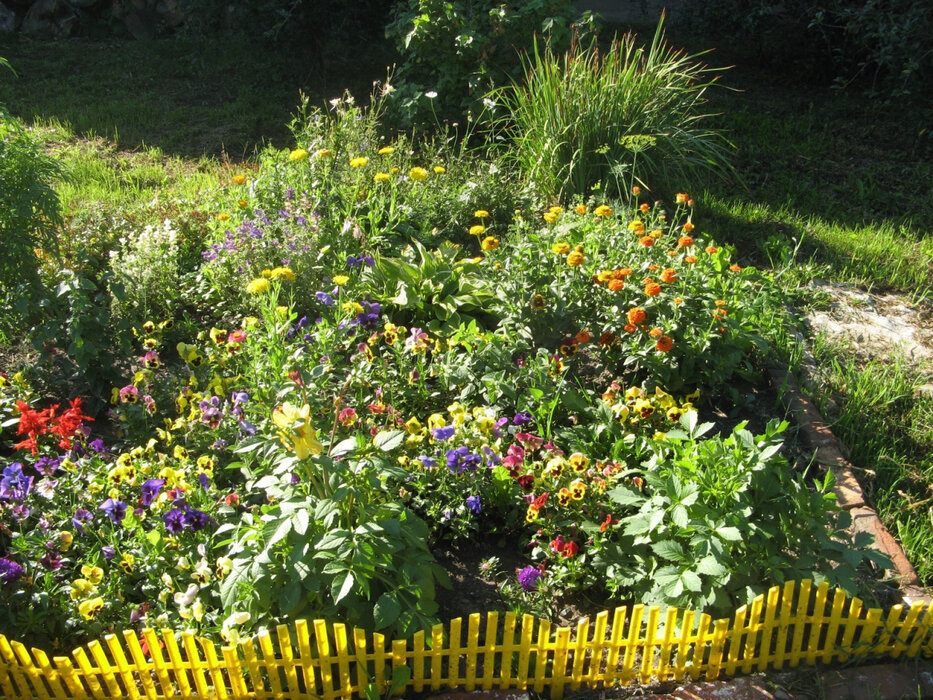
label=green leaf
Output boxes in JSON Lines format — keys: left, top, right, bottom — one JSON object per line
{"left": 671, "top": 504, "right": 689, "bottom": 529}
{"left": 681, "top": 570, "right": 703, "bottom": 592}
{"left": 696, "top": 555, "right": 728, "bottom": 577}
{"left": 333, "top": 572, "right": 355, "bottom": 604}
{"left": 651, "top": 540, "right": 685, "bottom": 562}
{"left": 373, "top": 590, "right": 402, "bottom": 630}
{"left": 316, "top": 529, "right": 351, "bottom": 551}
{"left": 293, "top": 508, "right": 310, "bottom": 536}
{"left": 717, "top": 526, "right": 742, "bottom": 541}
{"left": 264, "top": 517, "right": 293, "bottom": 549}
{"left": 608, "top": 485, "right": 644, "bottom": 506}
{"left": 374, "top": 429, "right": 406, "bottom": 452}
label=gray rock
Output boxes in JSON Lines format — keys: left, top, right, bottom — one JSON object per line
{"left": 20, "top": 0, "right": 79, "bottom": 36}
{"left": 0, "top": 2, "right": 17, "bottom": 33}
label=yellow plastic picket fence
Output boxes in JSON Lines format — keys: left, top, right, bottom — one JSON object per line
{"left": 2, "top": 579, "right": 932, "bottom": 700}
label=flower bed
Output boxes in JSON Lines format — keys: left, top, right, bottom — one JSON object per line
{"left": 0, "top": 96, "right": 889, "bottom": 655}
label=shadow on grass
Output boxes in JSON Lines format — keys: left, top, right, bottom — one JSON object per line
{"left": 0, "top": 32, "right": 397, "bottom": 159}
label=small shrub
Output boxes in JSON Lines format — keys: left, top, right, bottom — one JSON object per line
{"left": 385, "top": 0, "right": 597, "bottom": 125}
{"left": 0, "top": 113, "right": 63, "bottom": 327}
{"left": 490, "top": 17, "right": 732, "bottom": 201}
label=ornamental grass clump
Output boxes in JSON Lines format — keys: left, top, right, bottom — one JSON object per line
{"left": 490, "top": 16, "right": 732, "bottom": 201}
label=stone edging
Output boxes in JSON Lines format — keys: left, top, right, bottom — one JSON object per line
{"left": 768, "top": 368, "right": 931, "bottom": 606}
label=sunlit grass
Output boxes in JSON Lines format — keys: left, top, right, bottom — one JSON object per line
{"left": 811, "top": 336, "right": 933, "bottom": 581}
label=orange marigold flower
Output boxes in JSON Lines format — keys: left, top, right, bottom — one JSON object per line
{"left": 677, "top": 235, "right": 695, "bottom": 247}
{"left": 730, "top": 264, "right": 743, "bottom": 272}
{"left": 608, "top": 279, "right": 625, "bottom": 291}
{"left": 645, "top": 282, "right": 662, "bottom": 296}
{"left": 639, "top": 203, "right": 650, "bottom": 213}
{"left": 627, "top": 307, "right": 647, "bottom": 325}
{"left": 660, "top": 268, "right": 678, "bottom": 284}
{"left": 655, "top": 335, "right": 674, "bottom": 352}
{"left": 575, "top": 204, "right": 588, "bottom": 215}
{"left": 675, "top": 193, "right": 689, "bottom": 204}
{"left": 648, "top": 264, "right": 660, "bottom": 271}
{"left": 632, "top": 186, "right": 641, "bottom": 194}
{"left": 667, "top": 250, "right": 677, "bottom": 257}
{"left": 682, "top": 221, "right": 695, "bottom": 233}
{"left": 715, "top": 299, "right": 726, "bottom": 306}
{"left": 232, "top": 174, "right": 246, "bottom": 184}
{"left": 639, "top": 236, "right": 655, "bottom": 247}
{"left": 575, "top": 330, "right": 591, "bottom": 343}
{"left": 649, "top": 327, "right": 663, "bottom": 338}
{"left": 623, "top": 323, "right": 637, "bottom": 333}
{"left": 674, "top": 297, "right": 684, "bottom": 305}
{"left": 596, "top": 270, "right": 613, "bottom": 283}
{"left": 706, "top": 246, "right": 718, "bottom": 254}
{"left": 685, "top": 255, "right": 698, "bottom": 264}
{"left": 615, "top": 268, "right": 633, "bottom": 278}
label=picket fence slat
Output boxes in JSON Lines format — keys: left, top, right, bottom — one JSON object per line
{"left": 3, "top": 581, "right": 933, "bottom": 700}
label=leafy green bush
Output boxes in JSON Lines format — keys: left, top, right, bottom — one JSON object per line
{"left": 489, "top": 18, "right": 732, "bottom": 201}
{"left": 385, "top": 0, "right": 597, "bottom": 125}
{"left": 0, "top": 113, "right": 63, "bottom": 333}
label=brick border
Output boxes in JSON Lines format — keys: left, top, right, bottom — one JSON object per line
{"left": 769, "top": 369, "right": 930, "bottom": 605}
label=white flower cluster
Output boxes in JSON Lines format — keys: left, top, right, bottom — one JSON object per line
{"left": 109, "top": 218, "right": 181, "bottom": 318}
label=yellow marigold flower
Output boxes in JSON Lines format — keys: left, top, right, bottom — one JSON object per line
{"left": 378, "top": 146, "right": 395, "bottom": 155}
{"left": 543, "top": 211, "right": 558, "bottom": 224}
{"left": 474, "top": 209, "right": 489, "bottom": 219}
{"left": 216, "top": 212, "right": 230, "bottom": 221}
{"left": 675, "top": 192, "right": 689, "bottom": 203}
{"left": 289, "top": 148, "right": 309, "bottom": 161}
{"left": 246, "top": 278, "right": 270, "bottom": 294}
{"left": 469, "top": 224, "right": 486, "bottom": 236}
{"left": 575, "top": 204, "right": 587, "bottom": 214}
{"left": 551, "top": 242, "right": 570, "bottom": 255}
{"left": 333, "top": 275, "right": 350, "bottom": 286}
{"left": 238, "top": 199, "right": 248, "bottom": 208}
{"left": 628, "top": 220, "right": 645, "bottom": 232}
{"left": 232, "top": 174, "right": 246, "bottom": 184}
{"left": 409, "top": 167, "right": 428, "bottom": 181}
{"left": 270, "top": 266, "right": 296, "bottom": 281}
{"left": 78, "top": 597, "right": 105, "bottom": 620}
{"left": 480, "top": 236, "right": 499, "bottom": 251}
{"left": 391, "top": 166, "right": 400, "bottom": 173}
{"left": 275, "top": 305, "right": 289, "bottom": 318}
{"left": 349, "top": 156, "right": 369, "bottom": 168}
{"left": 374, "top": 172, "right": 391, "bottom": 182}
{"left": 261, "top": 269, "right": 273, "bottom": 278}
{"left": 315, "top": 148, "right": 333, "bottom": 158}
{"left": 549, "top": 206, "right": 564, "bottom": 214}
{"left": 433, "top": 165, "right": 446, "bottom": 174}
{"left": 594, "top": 204, "right": 613, "bottom": 217}
{"left": 566, "top": 251, "right": 585, "bottom": 267}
